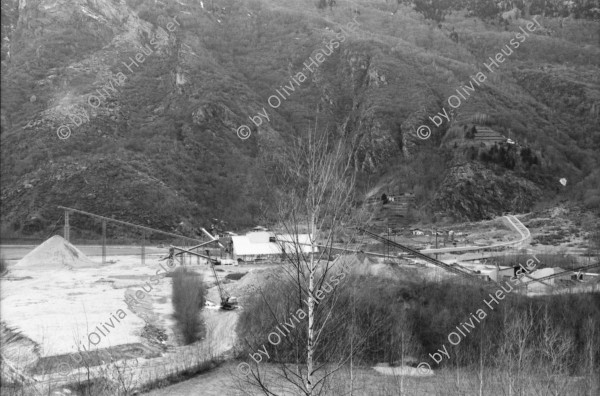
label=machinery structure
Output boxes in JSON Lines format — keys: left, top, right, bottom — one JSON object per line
{"left": 359, "top": 228, "right": 490, "bottom": 284}
{"left": 359, "top": 227, "right": 600, "bottom": 293}
{"left": 166, "top": 245, "right": 238, "bottom": 310}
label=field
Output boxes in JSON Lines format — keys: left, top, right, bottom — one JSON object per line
{"left": 141, "top": 361, "right": 592, "bottom": 395}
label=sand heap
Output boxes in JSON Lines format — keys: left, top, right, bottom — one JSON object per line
{"left": 15, "top": 235, "right": 97, "bottom": 270}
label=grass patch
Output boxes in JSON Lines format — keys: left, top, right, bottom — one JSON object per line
{"left": 0, "top": 256, "right": 7, "bottom": 276}
{"left": 133, "top": 358, "right": 222, "bottom": 394}
{"left": 225, "top": 272, "right": 247, "bottom": 281}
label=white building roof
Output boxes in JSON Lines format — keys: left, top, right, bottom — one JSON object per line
{"left": 231, "top": 233, "right": 316, "bottom": 256}
{"left": 231, "top": 235, "right": 280, "bottom": 256}
{"left": 522, "top": 267, "right": 567, "bottom": 283}
{"left": 277, "top": 234, "right": 316, "bottom": 254}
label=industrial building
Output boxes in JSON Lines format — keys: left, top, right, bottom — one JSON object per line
{"left": 231, "top": 231, "right": 316, "bottom": 261}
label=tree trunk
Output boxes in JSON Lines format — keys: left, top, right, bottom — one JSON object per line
{"left": 306, "top": 215, "right": 317, "bottom": 395}
{"left": 306, "top": 256, "right": 315, "bottom": 394}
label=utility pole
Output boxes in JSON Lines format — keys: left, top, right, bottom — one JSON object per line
{"left": 64, "top": 210, "right": 70, "bottom": 241}
{"left": 102, "top": 220, "right": 106, "bottom": 265}
{"left": 434, "top": 227, "right": 438, "bottom": 260}
{"left": 141, "top": 230, "right": 146, "bottom": 266}
{"left": 387, "top": 225, "right": 390, "bottom": 262}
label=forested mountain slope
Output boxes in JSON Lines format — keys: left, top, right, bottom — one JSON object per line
{"left": 1, "top": 0, "right": 599, "bottom": 236}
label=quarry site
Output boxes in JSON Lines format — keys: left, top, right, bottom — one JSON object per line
{"left": 1, "top": 204, "right": 599, "bottom": 395}
{"left": 2, "top": 0, "right": 600, "bottom": 395}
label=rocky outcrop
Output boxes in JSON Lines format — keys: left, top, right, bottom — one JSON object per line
{"left": 431, "top": 162, "right": 542, "bottom": 220}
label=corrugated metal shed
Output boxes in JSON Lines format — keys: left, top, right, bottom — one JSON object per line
{"left": 232, "top": 233, "right": 316, "bottom": 261}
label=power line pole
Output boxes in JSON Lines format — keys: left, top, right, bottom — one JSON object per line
{"left": 387, "top": 225, "right": 390, "bottom": 261}
{"left": 434, "top": 227, "right": 438, "bottom": 260}
{"left": 141, "top": 230, "right": 146, "bottom": 266}
{"left": 102, "top": 220, "right": 106, "bottom": 265}
{"left": 64, "top": 210, "right": 70, "bottom": 241}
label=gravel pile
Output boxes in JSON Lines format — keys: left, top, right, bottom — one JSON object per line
{"left": 15, "top": 235, "right": 97, "bottom": 270}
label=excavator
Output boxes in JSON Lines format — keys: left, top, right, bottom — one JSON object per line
{"left": 164, "top": 244, "right": 238, "bottom": 310}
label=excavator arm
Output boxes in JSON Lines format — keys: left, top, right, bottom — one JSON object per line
{"left": 165, "top": 245, "right": 237, "bottom": 310}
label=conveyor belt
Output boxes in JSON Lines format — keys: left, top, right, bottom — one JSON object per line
{"left": 512, "top": 262, "right": 600, "bottom": 290}
{"left": 358, "top": 228, "right": 487, "bottom": 283}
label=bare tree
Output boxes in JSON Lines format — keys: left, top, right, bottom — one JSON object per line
{"left": 583, "top": 317, "right": 599, "bottom": 396}
{"left": 537, "top": 306, "right": 575, "bottom": 396}
{"left": 496, "top": 305, "right": 536, "bottom": 396}
{"left": 478, "top": 322, "right": 486, "bottom": 396}
{"left": 275, "top": 122, "right": 357, "bottom": 395}
{"left": 239, "top": 121, "right": 375, "bottom": 395}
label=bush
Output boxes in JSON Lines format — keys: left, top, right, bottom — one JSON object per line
{"left": 315, "top": 0, "right": 327, "bottom": 10}
{"left": 0, "top": 256, "right": 7, "bottom": 275}
{"left": 411, "top": 0, "right": 458, "bottom": 22}
{"left": 171, "top": 268, "right": 206, "bottom": 344}
{"left": 466, "top": 0, "right": 500, "bottom": 19}
{"left": 237, "top": 268, "right": 600, "bottom": 372}
{"left": 225, "top": 272, "right": 246, "bottom": 281}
